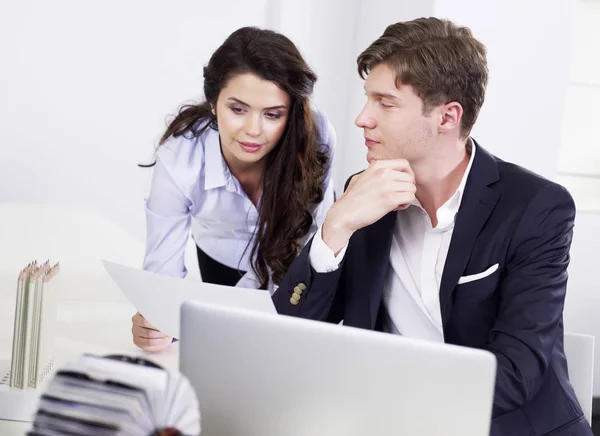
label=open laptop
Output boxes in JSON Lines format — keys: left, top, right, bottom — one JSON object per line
{"left": 179, "top": 301, "right": 497, "bottom": 436}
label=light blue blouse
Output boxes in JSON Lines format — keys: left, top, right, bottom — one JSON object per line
{"left": 142, "top": 109, "right": 336, "bottom": 291}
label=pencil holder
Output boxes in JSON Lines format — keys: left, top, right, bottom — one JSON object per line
{"left": 0, "top": 260, "right": 60, "bottom": 422}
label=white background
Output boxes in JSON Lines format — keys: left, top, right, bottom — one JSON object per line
{"left": 2, "top": 0, "right": 599, "bottom": 393}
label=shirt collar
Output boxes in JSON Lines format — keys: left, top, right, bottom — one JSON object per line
{"left": 409, "top": 138, "right": 476, "bottom": 230}
{"left": 455, "top": 137, "right": 476, "bottom": 204}
{"left": 437, "top": 138, "right": 476, "bottom": 229}
{"left": 203, "top": 127, "right": 236, "bottom": 192}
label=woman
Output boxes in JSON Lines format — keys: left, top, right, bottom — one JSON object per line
{"left": 132, "top": 26, "right": 336, "bottom": 351}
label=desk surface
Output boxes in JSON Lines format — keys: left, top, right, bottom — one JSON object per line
{"left": 0, "top": 203, "right": 179, "bottom": 435}
{"left": 0, "top": 277, "right": 180, "bottom": 435}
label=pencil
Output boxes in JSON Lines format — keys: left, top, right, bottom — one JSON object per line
{"left": 9, "top": 269, "right": 25, "bottom": 387}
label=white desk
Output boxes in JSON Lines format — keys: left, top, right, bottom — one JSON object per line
{"left": 0, "top": 203, "right": 180, "bottom": 435}
{"left": 0, "top": 275, "right": 180, "bottom": 434}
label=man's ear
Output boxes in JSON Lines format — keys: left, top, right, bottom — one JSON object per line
{"left": 438, "top": 101, "right": 463, "bottom": 134}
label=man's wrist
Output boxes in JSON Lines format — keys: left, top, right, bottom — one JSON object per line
{"left": 322, "top": 210, "right": 354, "bottom": 256}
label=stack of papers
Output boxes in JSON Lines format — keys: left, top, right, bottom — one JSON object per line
{"left": 27, "top": 354, "right": 200, "bottom": 435}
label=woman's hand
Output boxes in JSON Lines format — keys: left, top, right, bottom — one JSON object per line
{"left": 131, "top": 312, "right": 173, "bottom": 352}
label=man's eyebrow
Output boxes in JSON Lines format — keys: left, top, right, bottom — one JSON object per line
{"left": 368, "top": 91, "right": 401, "bottom": 101}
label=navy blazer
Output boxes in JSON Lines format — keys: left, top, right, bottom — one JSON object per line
{"left": 273, "top": 144, "right": 592, "bottom": 436}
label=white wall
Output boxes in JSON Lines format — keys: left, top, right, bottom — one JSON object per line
{"left": 0, "top": 0, "right": 269, "bottom": 241}
{"left": 557, "top": 0, "right": 600, "bottom": 211}
{"left": 434, "top": 0, "right": 575, "bottom": 181}
{"left": 2, "top": 0, "right": 577, "bottom": 230}
{"left": 559, "top": 0, "right": 600, "bottom": 177}
{"left": 3, "top": 0, "right": 599, "bottom": 393}
{"left": 564, "top": 211, "right": 600, "bottom": 394}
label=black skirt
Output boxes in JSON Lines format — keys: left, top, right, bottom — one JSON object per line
{"left": 196, "top": 245, "right": 246, "bottom": 287}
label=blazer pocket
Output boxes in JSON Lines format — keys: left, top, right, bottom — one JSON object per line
{"left": 458, "top": 263, "right": 499, "bottom": 284}
{"left": 454, "top": 264, "right": 502, "bottom": 299}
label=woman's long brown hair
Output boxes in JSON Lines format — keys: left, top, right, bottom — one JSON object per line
{"left": 150, "top": 27, "right": 329, "bottom": 289}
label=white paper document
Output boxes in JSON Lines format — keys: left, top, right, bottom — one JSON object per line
{"left": 102, "top": 261, "right": 276, "bottom": 338}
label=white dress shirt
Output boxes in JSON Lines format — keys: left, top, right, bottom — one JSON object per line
{"left": 310, "top": 141, "right": 475, "bottom": 342}
{"left": 143, "top": 108, "right": 336, "bottom": 292}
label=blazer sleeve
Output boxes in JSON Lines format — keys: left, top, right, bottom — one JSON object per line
{"left": 271, "top": 237, "right": 345, "bottom": 323}
{"left": 271, "top": 173, "right": 362, "bottom": 323}
{"left": 485, "top": 183, "right": 576, "bottom": 418}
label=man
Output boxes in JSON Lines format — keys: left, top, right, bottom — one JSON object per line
{"left": 272, "top": 17, "right": 591, "bottom": 436}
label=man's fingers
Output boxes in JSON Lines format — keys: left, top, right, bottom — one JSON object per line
{"left": 346, "top": 161, "right": 415, "bottom": 196}
{"left": 386, "top": 191, "right": 417, "bottom": 209}
{"left": 367, "top": 161, "right": 415, "bottom": 185}
{"left": 369, "top": 158, "right": 414, "bottom": 175}
{"left": 381, "top": 170, "right": 415, "bottom": 184}
{"left": 387, "top": 180, "right": 417, "bottom": 194}
{"left": 379, "top": 181, "right": 417, "bottom": 198}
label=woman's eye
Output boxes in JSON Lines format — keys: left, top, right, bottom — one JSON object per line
{"left": 265, "top": 112, "right": 282, "bottom": 120}
{"left": 231, "top": 106, "right": 244, "bottom": 114}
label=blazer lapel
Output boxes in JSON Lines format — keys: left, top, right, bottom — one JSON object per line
{"left": 363, "top": 211, "right": 396, "bottom": 328}
{"left": 439, "top": 144, "right": 500, "bottom": 327}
